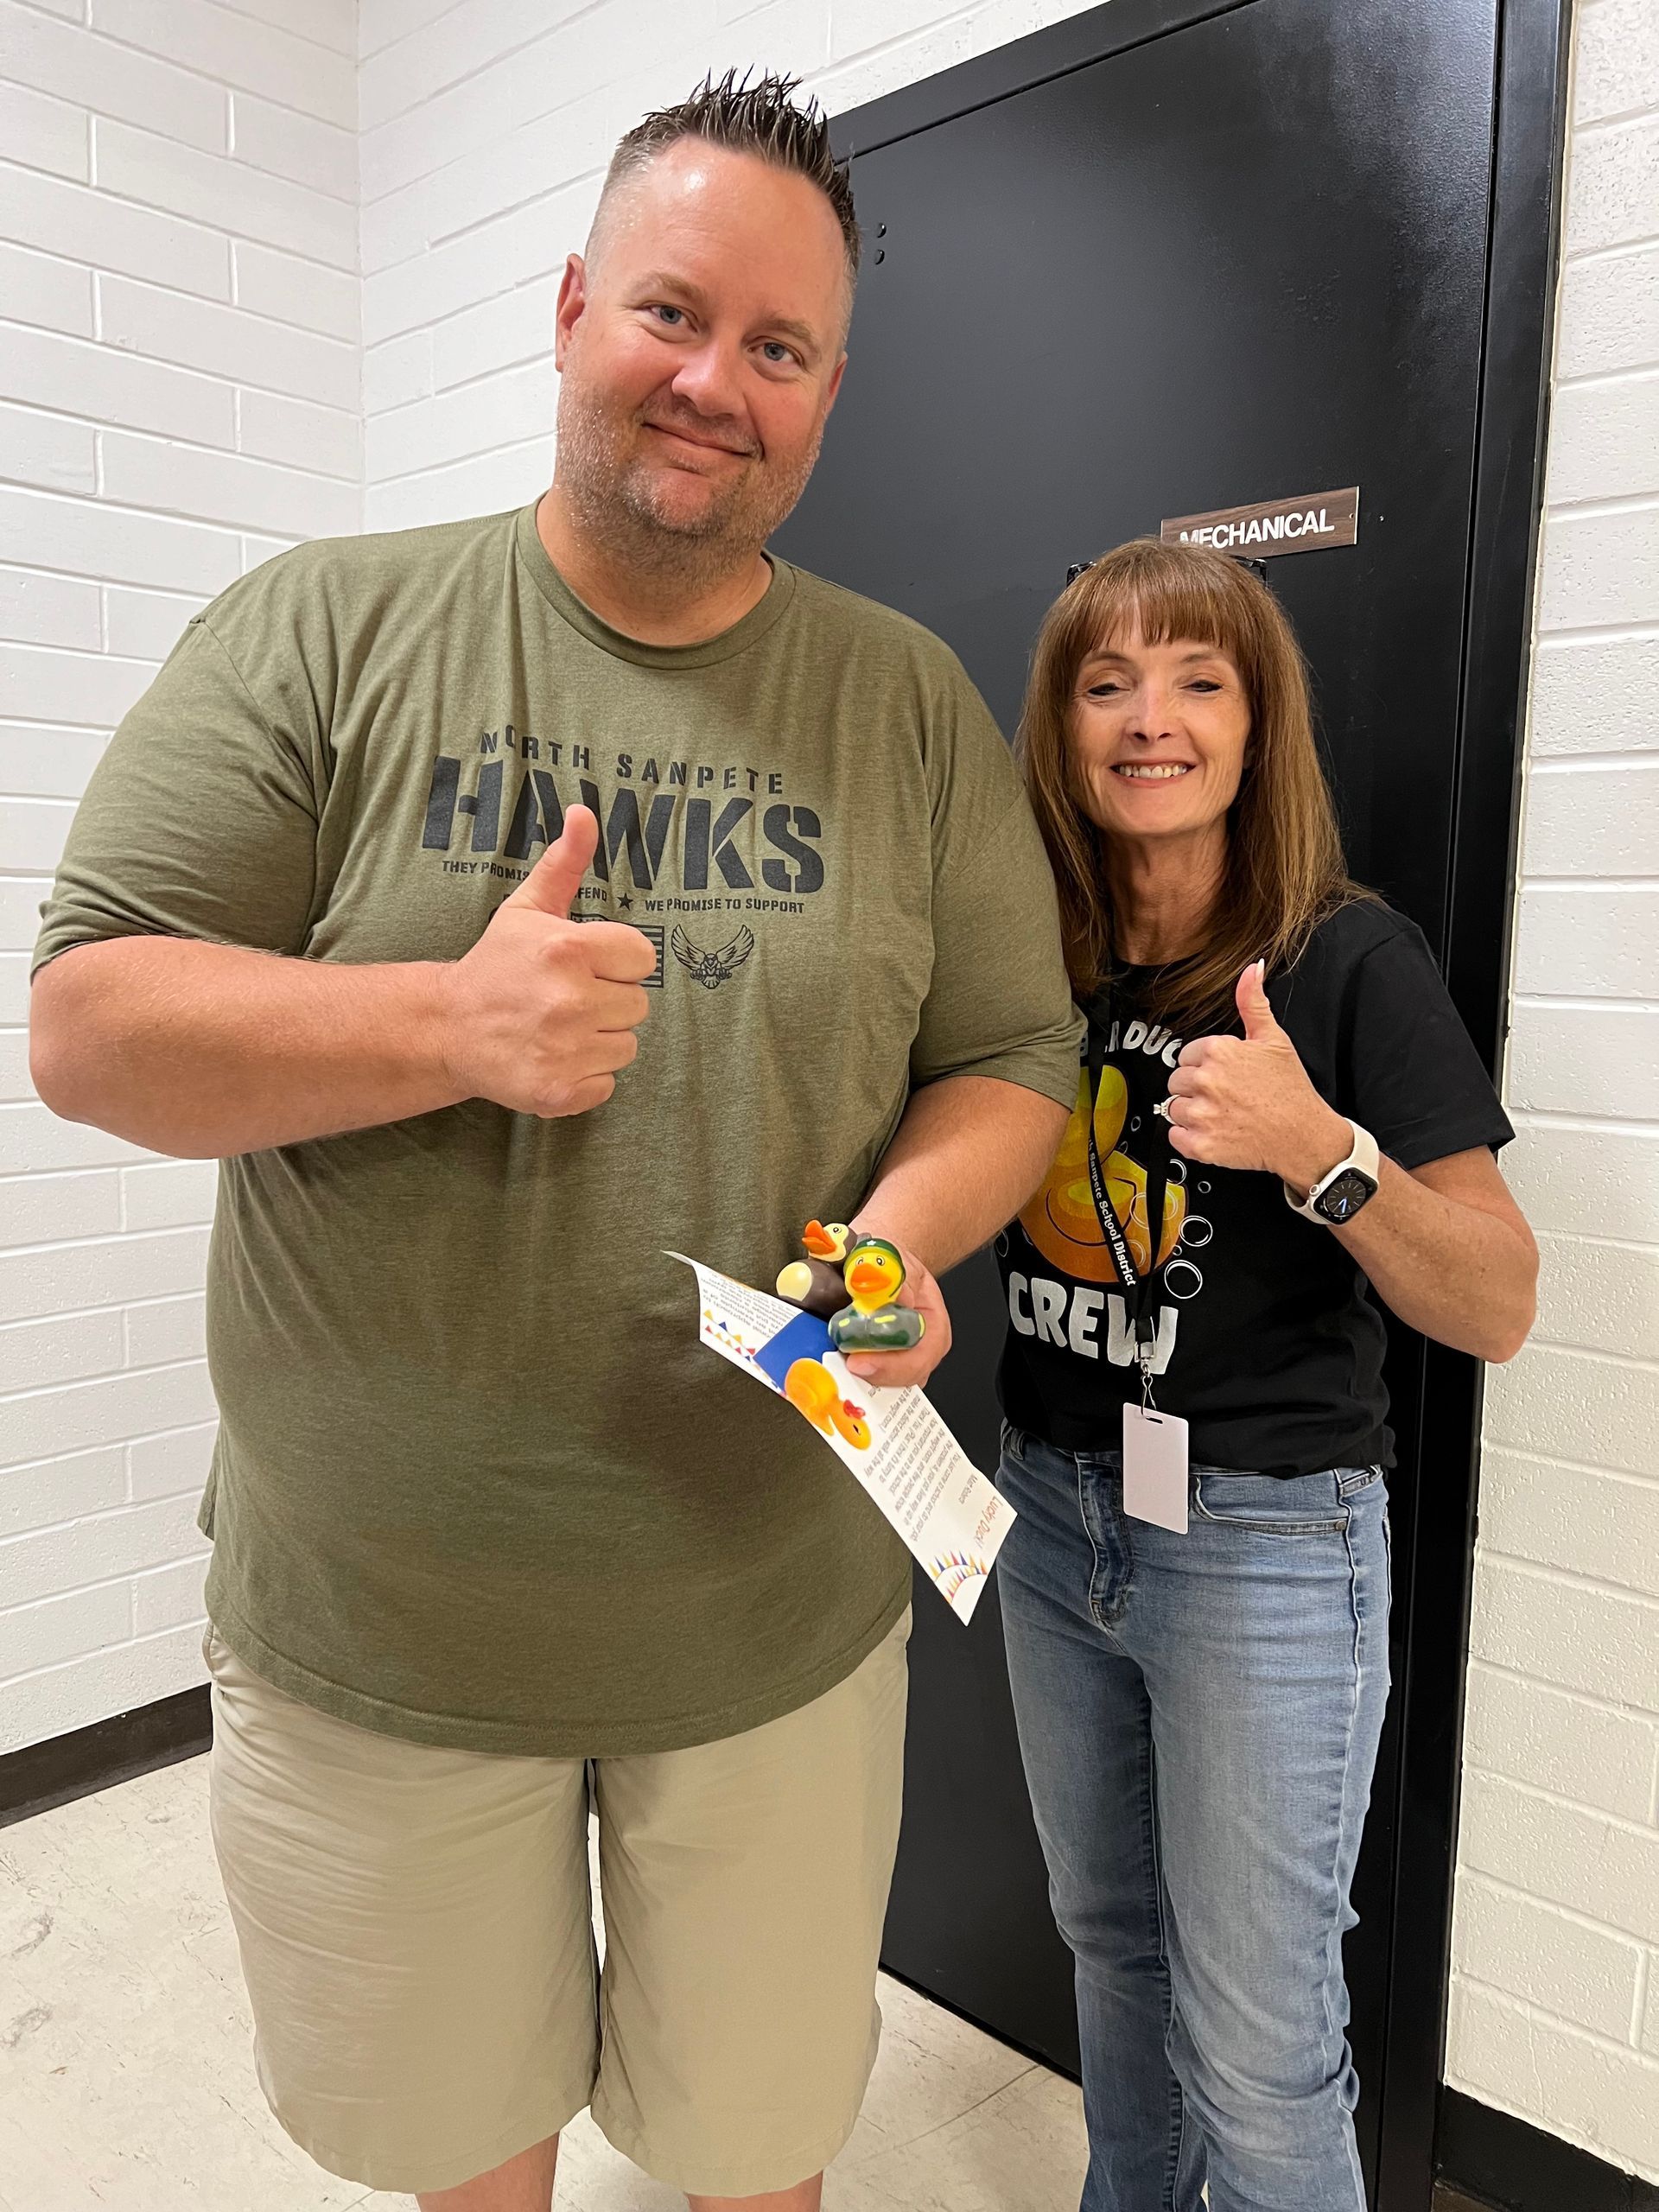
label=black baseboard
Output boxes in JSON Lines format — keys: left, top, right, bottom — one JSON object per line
{"left": 877, "top": 1958, "right": 1082, "bottom": 2083}
{"left": 1439, "top": 2088, "right": 1659, "bottom": 2212}
{"left": 0, "top": 1684, "right": 211, "bottom": 1830}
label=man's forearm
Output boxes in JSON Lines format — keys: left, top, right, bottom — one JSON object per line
{"left": 30, "top": 815, "right": 659, "bottom": 1160}
{"left": 852, "top": 1074, "right": 1069, "bottom": 1275}
{"left": 30, "top": 938, "right": 464, "bottom": 1158}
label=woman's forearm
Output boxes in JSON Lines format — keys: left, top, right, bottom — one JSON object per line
{"left": 1332, "top": 1152, "right": 1537, "bottom": 1363}
{"left": 1167, "top": 976, "right": 1536, "bottom": 1367}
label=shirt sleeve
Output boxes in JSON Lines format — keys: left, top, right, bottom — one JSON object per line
{"left": 908, "top": 664, "right": 1084, "bottom": 1105}
{"left": 1338, "top": 915, "right": 1516, "bottom": 1168}
{"left": 32, "top": 613, "right": 321, "bottom": 974}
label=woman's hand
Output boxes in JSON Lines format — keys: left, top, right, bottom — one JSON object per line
{"left": 1168, "top": 965, "right": 1535, "bottom": 1358}
{"left": 1165, "top": 963, "right": 1351, "bottom": 1195}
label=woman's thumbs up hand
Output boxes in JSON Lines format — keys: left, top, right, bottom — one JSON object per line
{"left": 1164, "top": 962, "right": 1351, "bottom": 1186}
{"left": 1234, "top": 957, "right": 1282, "bottom": 1043}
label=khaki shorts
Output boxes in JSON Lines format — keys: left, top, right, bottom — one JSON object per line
{"left": 205, "top": 1613, "right": 908, "bottom": 2198}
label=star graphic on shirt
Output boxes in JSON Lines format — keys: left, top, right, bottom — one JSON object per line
{"left": 617, "top": 894, "right": 633, "bottom": 911}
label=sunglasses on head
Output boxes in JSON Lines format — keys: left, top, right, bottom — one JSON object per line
{"left": 1065, "top": 556, "right": 1270, "bottom": 586}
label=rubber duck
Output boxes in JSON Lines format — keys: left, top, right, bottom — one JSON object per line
{"left": 784, "top": 1358, "right": 872, "bottom": 1450}
{"left": 775, "top": 1219, "right": 851, "bottom": 1304}
{"left": 828, "top": 1235, "right": 925, "bottom": 1355}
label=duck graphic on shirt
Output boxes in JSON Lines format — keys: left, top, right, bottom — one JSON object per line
{"left": 1018, "top": 1064, "right": 1185, "bottom": 1287}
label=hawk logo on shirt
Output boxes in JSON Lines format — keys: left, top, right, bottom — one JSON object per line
{"left": 671, "top": 925, "right": 756, "bottom": 990}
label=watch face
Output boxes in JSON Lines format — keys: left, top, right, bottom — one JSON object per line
{"left": 1317, "top": 1170, "right": 1376, "bottom": 1223}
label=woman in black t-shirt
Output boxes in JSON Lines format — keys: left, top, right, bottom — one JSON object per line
{"left": 994, "top": 539, "right": 1535, "bottom": 2212}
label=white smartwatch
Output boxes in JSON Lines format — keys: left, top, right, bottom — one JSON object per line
{"left": 1286, "top": 1119, "right": 1381, "bottom": 1225}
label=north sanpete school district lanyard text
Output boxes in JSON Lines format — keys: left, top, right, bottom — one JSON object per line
{"left": 1086, "top": 990, "right": 1172, "bottom": 1408}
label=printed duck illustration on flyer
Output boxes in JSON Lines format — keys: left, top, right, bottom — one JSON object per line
{"left": 670, "top": 1254, "right": 1014, "bottom": 1624}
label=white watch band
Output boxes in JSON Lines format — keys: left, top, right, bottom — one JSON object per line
{"left": 1285, "top": 1120, "right": 1380, "bottom": 1222}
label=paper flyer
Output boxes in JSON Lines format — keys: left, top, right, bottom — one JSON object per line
{"left": 671, "top": 1254, "right": 1014, "bottom": 1624}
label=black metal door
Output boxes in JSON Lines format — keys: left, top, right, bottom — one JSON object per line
{"left": 773, "top": 2, "right": 1562, "bottom": 2202}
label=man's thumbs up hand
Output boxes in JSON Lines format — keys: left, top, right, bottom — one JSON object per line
{"left": 1165, "top": 961, "right": 1350, "bottom": 1185}
{"left": 505, "top": 804, "right": 600, "bottom": 919}
{"left": 435, "top": 805, "right": 659, "bottom": 1119}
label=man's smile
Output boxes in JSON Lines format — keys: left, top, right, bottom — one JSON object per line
{"left": 644, "top": 421, "right": 755, "bottom": 459}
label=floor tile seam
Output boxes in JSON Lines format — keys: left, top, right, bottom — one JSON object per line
{"left": 849, "top": 2058, "right": 1044, "bottom": 2166}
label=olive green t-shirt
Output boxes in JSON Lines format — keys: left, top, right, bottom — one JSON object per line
{"left": 34, "top": 503, "right": 1082, "bottom": 1756}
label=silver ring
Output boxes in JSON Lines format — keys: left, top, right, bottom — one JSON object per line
{"left": 1154, "top": 1098, "right": 1173, "bottom": 1121}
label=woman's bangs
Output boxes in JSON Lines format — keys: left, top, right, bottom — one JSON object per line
{"left": 1071, "top": 539, "right": 1265, "bottom": 677}
{"left": 1080, "top": 559, "right": 1254, "bottom": 672}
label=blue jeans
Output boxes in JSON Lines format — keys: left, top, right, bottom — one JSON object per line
{"left": 996, "top": 1425, "right": 1391, "bottom": 2212}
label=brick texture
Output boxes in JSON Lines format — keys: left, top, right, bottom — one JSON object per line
{"left": 356, "top": 0, "right": 1106, "bottom": 524}
{"left": 0, "top": 0, "right": 356, "bottom": 1758}
{"left": 1446, "top": 1, "right": 1659, "bottom": 2179}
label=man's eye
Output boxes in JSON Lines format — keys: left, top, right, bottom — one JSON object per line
{"left": 760, "top": 341, "right": 797, "bottom": 365}
{"left": 652, "top": 305, "right": 685, "bottom": 327}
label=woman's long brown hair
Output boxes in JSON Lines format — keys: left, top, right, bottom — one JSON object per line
{"left": 1017, "top": 537, "right": 1370, "bottom": 1032}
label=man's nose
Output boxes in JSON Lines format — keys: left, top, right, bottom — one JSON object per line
{"left": 670, "top": 338, "right": 748, "bottom": 427}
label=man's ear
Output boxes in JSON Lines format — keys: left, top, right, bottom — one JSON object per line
{"left": 823, "top": 352, "right": 849, "bottom": 416}
{"left": 554, "top": 253, "right": 588, "bottom": 370}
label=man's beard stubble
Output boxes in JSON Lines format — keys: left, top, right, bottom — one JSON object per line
{"left": 554, "top": 377, "right": 823, "bottom": 592}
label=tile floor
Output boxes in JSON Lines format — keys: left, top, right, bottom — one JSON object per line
{"left": 0, "top": 1754, "right": 1090, "bottom": 2210}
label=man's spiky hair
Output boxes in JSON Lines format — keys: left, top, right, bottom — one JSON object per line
{"left": 603, "top": 69, "right": 860, "bottom": 278}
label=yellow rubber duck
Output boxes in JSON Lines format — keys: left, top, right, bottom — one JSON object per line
{"left": 843, "top": 1238, "right": 905, "bottom": 1313}
{"left": 784, "top": 1358, "right": 872, "bottom": 1450}
{"left": 829, "top": 1236, "right": 925, "bottom": 1355}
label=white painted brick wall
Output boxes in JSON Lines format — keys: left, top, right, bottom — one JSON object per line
{"left": 357, "top": 0, "right": 1108, "bottom": 531}
{"left": 0, "top": 0, "right": 357, "bottom": 1758}
{"left": 1445, "top": 0, "right": 1659, "bottom": 2177}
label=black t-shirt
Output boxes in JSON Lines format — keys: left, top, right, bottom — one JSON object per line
{"left": 995, "top": 901, "right": 1515, "bottom": 1475}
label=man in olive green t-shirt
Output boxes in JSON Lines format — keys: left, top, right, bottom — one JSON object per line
{"left": 31, "top": 74, "right": 1078, "bottom": 2212}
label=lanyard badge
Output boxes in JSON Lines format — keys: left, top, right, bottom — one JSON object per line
{"left": 1086, "top": 1007, "right": 1190, "bottom": 1533}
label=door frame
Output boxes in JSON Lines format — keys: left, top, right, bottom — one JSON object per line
{"left": 1392, "top": 0, "right": 1570, "bottom": 2200}
{"left": 824, "top": 2, "right": 1571, "bottom": 2202}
